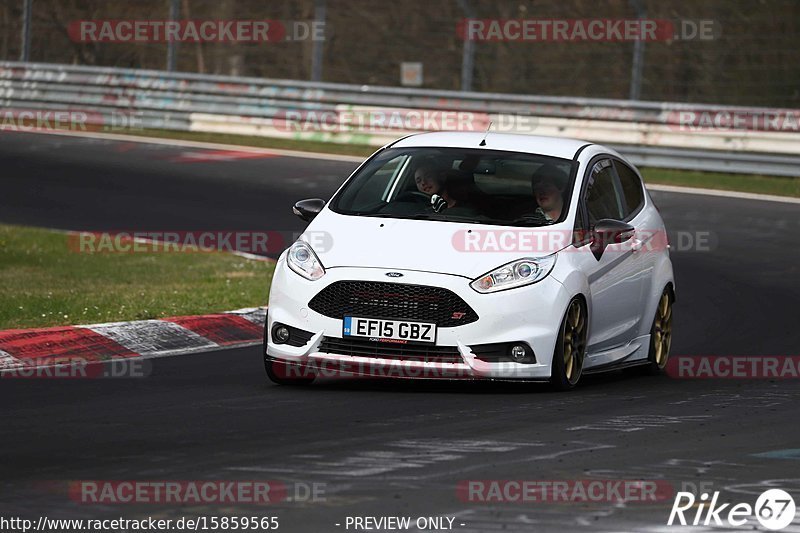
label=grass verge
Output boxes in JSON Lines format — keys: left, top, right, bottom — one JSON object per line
{"left": 641, "top": 167, "right": 799, "bottom": 198}
{"left": 123, "top": 129, "right": 799, "bottom": 198}
{"left": 0, "top": 225, "right": 274, "bottom": 330}
{"left": 129, "top": 128, "right": 376, "bottom": 158}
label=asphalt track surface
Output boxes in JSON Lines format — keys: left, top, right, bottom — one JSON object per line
{"left": 1, "top": 131, "right": 800, "bottom": 532}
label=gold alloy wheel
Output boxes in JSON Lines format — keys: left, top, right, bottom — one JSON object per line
{"left": 652, "top": 291, "right": 673, "bottom": 368}
{"left": 562, "top": 299, "right": 587, "bottom": 384}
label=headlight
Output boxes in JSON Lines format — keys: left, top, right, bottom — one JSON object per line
{"left": 470, "top": 255, "right": 556, "bottom": 293}
{"left": 286, "top": 240, "right": 325, "bottom": 280}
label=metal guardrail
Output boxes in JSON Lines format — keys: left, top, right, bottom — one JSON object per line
{"left": 611, "top": 145, "right": 800, "bottom": 177}
{"left": 1, "top": 61, "right": 798, "bottom": 177}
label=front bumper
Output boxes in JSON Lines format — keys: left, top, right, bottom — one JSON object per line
{"left": 266, "top": 260, "right": 573, "bottom": 380}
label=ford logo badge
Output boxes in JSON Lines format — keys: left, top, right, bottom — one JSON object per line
{"left": 386, "top": 272, "right": 403, "bottom": 278}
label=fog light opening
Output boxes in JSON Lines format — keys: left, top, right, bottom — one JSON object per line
{"left": 510, "top": 344, "right": 527, "bottom": 361}
{"left": 272, "top": 324, "right": 291, "bottom": 344}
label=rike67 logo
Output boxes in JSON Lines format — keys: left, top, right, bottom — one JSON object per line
{"left": 668, "top": 489, "right": 796, "bottom": 530}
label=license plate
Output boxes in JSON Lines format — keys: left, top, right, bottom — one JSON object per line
{"left": 343, "top": 316, "right": 437, "bottom": 344}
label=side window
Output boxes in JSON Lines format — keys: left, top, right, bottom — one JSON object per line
{"left": 614, "top": 160, "right": 645, "bottom": 218}
{"left": 573, "top": 202, "right": 591, "bottom": 245}
{"left": 585, "top": 158, "right": 625, "bottom": 224}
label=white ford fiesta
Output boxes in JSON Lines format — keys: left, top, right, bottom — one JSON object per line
{"left": 264, "top": 132, "right": 674, "bottom": 390}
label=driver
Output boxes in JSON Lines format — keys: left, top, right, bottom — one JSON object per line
{"left": 529, "top": 164, "right": 568, "bottom": 223}
{"left": 415, "top": 166, "right": 448, "bottom": 197}
{"left": 415, "top": 165, "right": 457, "bottom": 212}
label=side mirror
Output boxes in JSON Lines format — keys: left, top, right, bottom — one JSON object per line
{"left": 590, "top": 219, "right": 635, "bottom": 260}
{"left": 292, "top": 198, "right": 326, "bottom": 222}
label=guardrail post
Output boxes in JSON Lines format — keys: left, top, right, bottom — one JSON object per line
{"left": 20, "top": 0, "right": 32, "bottom": 62}
{"left": 628, "top": 0, "right": 646, "bottom": 100}
{"left": 166, "top": 0, "right": 180, "bottom": 71}
{"left": 310, "top": 0, "right": 326, "bottom": 82}
{"left": 457, "top": 0, "right": 475, "bottom": 92}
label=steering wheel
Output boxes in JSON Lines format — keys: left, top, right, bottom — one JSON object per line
{"left": 394, "top": 191, "right": 430, "bottom": 203}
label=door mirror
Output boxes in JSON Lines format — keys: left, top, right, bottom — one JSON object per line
{"left": 293, "top": 198, "right": 326, "bottom": 222}
{"left": 591, "top": 219, "right": 635, "bottom": 260}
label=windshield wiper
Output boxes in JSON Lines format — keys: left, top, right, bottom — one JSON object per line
{"left": 347, "top": 211, "right": 553, "bottom": 227}
{"left": 411, "top": 213, "right": 556, "bottom": 227}
{"left": 401, "top": 213, "right": 492, "bottom": 224}
{"left": 350, "top": 212, "right": 398, "bottom": 218}
{"left": 510, "top": 214, "right": 555, "bottom": 227}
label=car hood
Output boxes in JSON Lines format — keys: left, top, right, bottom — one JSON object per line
{"left": 300, "top": 209, "right": 570, "bottom": 279}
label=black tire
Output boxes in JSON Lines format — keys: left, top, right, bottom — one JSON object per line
{"left": 549, "top": 298, "right": 588, "bottom": 391}
{"left": 644, "top": 287, "right": 674, "bottom": 375}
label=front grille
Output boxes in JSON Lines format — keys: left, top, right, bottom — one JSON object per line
{"left": 308, "top": 281, "right": 478, "bottom": 328}
{"left": 318, "top": 336, "right": 463, "bottom": 364}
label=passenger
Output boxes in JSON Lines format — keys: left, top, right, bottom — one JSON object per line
{"left": 436, "top": 169, "right": 490, "bottom": 216}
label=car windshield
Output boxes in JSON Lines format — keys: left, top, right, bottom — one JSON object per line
{"left": 330, "top": 147, "right": 576, "bottom": 226}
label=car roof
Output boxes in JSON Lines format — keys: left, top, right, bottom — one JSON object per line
{"left": 390, "top": 131, "right": 593, "bottom": 160}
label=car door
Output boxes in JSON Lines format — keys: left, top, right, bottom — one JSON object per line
{"left": 571, "top": 157, "right": 647, "bottom": 356}
{"left": 612, "top": 158, "right": 654, "bottom": 323}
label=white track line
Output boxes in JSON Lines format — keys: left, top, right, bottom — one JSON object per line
{"left": 647, "top": 183, "right": 800, "bottom": 204}
{"left": 20, "top": 129, "right": 365, "bottom": 162}
{"left": 12, "top": 129, "right": 799, "bottom": 205}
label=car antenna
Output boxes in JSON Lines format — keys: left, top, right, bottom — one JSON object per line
{"left": 479, "top": 121, "right": 492, "bottom": 146}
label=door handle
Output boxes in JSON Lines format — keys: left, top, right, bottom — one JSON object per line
{"left": 631, "top": 238, "right": 644, "bottom": 252}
